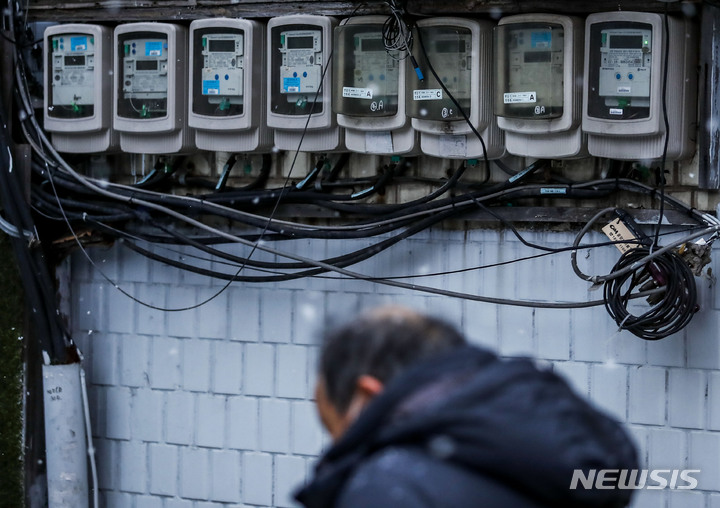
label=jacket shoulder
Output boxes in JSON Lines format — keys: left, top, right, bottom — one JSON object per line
{"left": 336, "top": 446, "right": 544, "bottom": 508}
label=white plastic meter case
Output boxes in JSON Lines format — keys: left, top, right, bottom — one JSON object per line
{"left": 494, "top": 14, "right": 585, "bottom": 158}
{"left": 267, "top": 15, "right": 343, "bottom": 152}
{"left": 188, "top": 19, "right": 272, "bottom": 152}
{"left": 332, "top": 16, "right": 416, "bottom": 155}
{"left": 583, "top": 12, "right": 697, "bottom": 161}
{"left": 407, "top": 18, "right": 503, "bottom": 160}
{"left": 43, "top": 24, "right": 118, "bottom": 153}
{"left": 114, "top": 23, "right": 193, "bottom": 154}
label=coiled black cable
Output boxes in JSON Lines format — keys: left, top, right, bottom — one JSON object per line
{"left": 603, "top": 246, "right": 698, "bottom": 340}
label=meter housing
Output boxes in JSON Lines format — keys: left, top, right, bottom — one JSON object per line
{"left": 44, "top": 24, "right": 118, "bottom": 152}
{"left": 267, "top": 15, "right": 343, "bottom": 152}
{"left": 189, "top": 18, "right": 271, "bottom": 152}
{"left": 407, "top": 18, "right": 503, "bottom": 159}
{"left": 582, "top": 12, "right": 696, "bottom": 160}
{"left": 332, "top": 16, "right": 416, "bottom": 154}
{"left": 494, "top": 14, "right": 585, "bottom": 158}
{"left": 114, "top": 23, "right": 193, "bottom": 153}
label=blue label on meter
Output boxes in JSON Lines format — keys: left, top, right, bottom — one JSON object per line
{"left": 531, "top": 31, "right": 552, "bottom": 49}
{"left": 202, "top": 80, "right": 220, "bottom": 95}
{"left": 283, "top": 77, "right": 301, "bottom": 93}
{"left": 70, "top": 36, "right": 88, "bottom": 51}
{"left": 145, "top": 41, "right": 163, "bottom": 57}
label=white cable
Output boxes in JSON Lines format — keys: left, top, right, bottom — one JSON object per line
{"left": 571, "top": 207, "right": 720, "bottom": 284}
{"left": 79, "top": 367, "right": 99, "bottom": 508}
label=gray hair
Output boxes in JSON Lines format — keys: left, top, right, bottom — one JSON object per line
{"left": 319, "top": 306, "right": 467, "bottom": 413}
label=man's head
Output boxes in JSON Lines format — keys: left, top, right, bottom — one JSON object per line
{"left": 315, "top": 306, "right": 467, "bottom": 440}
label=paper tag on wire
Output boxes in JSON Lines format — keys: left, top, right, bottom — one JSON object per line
{"left": 602, "top": 218, "right": 638, "bottom": 254}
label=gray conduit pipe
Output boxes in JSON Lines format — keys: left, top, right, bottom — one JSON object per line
{"left": 42, "top": 362, "right": 89, "bottom": 508}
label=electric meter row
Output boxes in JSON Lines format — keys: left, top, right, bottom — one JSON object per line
{"left": 44, "top": 12, "right": 696, "bottom": 161}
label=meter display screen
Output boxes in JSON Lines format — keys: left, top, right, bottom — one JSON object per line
{"left": 587, "top": 21, "right": 652, "bottom": 120}
{"left": 64, "top": 55, "right": 86, "bottom": 66}
{"left": 332, "top": 24, "right": 400, "bottom": 117}
{"left": 494, "top": 22, "right": 564, "bottom": 119}
{"left": 406, "top": 26, "right": 472, "bottom": 122}
{"left": 361, "top": 38, "right": 384, "bottom": 52}
{"left": 270, "top": 24, "right": 324, "bottom": 116}
{"left": 192, "top": 27, "right": 245, "bottom": 117}
{"left": 136, "top": 60, "right": 158, "bottom": 71}
{"left": 47, "top": 33, "right": 96, "bottom": 119}
{"left": 609, "top": 35, "right": 644, "bottom": 49}
{"left": 287, "top": 36, "right": 315, "bottom": 49}
{"left": 209, "top": 39, "right": 236, "bottom": 52}
{"left": 524, "top": 51, "right": 551, "bottom": 63}
{"left": 436, "top": 40, "right": 465, "bottom": 53}
{"left": 117, "top": 32, "right": 169, "bottom": 119}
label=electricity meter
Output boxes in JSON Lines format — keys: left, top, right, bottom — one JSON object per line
{"left": 188, "top": 18, "right": 272, "bottom": 152}
{"left": 583, "top": 12, "right": 696, "bottom": 160}
{"left": 494, "top": 14, "right": 585, "bottom": 158}
{"left": 407, "top": 18, "right": 504, "bottom": 159}
{"left": 267, "top": 15, "right": 343, "bottom": 152}
{"left": 114, "top": 23, "right": 193, "bottom": 154}
{"left": 44, "top": 24, "right": 118, "bottom": 152}
{"left": 332, "top": 16, "right": 416, "bottom": 155}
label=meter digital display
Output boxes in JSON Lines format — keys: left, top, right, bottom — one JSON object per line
{"left": 287, "top": 36, "right": 315, "bottom": 49}
{"left": 117, "top": 33, "right": 169, "bottom": 119}
{"left": 587, "top": 22, "right": 653, "bottom": 120}
{"left": 47, "top": 33, "right": 96, "bottom": 119}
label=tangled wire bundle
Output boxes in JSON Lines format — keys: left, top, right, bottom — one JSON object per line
{"left": 603, "top": 247, "right": 698, "bottom": 341}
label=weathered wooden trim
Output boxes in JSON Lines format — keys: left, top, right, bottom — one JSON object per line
{"left": 26, "top": 0, "right": 696, "bottom": 22}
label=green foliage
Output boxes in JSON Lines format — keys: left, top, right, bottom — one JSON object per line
{"left": 0, "top": 235, "right": 25, "bottom": 507}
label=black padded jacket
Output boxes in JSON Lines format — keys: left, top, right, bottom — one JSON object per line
{"left": 295, "top": 345, "right": 638, "bottom": 508}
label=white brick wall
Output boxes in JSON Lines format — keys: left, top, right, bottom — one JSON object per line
{"left": 65, "top": 228, "right": 720, "bottom": 507}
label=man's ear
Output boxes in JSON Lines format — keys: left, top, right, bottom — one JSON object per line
{"left": 356, "top": 375, "right": 384, "bottom": 398}
{"left": 344, "top": 375, "right": 384, "bottom": 424}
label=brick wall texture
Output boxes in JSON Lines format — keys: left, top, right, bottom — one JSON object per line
{"left": 63, "top": 228, "right": 720, "bottom": 507}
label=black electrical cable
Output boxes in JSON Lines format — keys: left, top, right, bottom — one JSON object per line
{"left": 215, "top": 154, "right": 238, "bottom": 192}
{"left": 35, "top": 156, "right": 628, "bottom": 243}
{"left": 296, "top": 155, "right": 327, "bottom": 191}
{"left": 603, "top": 246, "right": 698, "bottom": 340}
{"left": 114, "top": 207, "right": 461, "bottom": 283}
{"left": 0, "top": 107, "right": 68, "bottom": 362}
{"left": 652, "top": 5, "right": 672, "bottom": 249}
{"left": 133, "top": 157, "right": 177, "bottom": 190}
{"left": 181, "top": 153, "right": 272, "bottom": 193}
{"left": 35, "top": 148, "right": 705, "bottom": 240}
{"left": 12, "top": 17, "right": 718, "bottom": 318}
{"left": 235, "top": 153, "right": 272, "bottom": 192}
{"left": 316, "top": 153, "right": 350, "bottom": 190}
